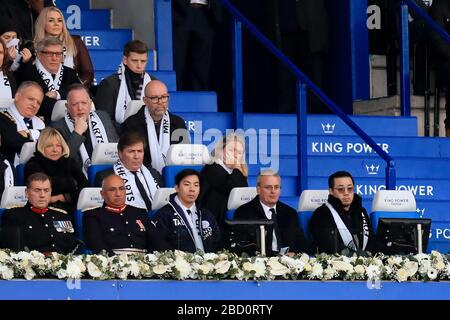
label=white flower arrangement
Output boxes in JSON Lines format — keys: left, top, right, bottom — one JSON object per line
{"left": 0, "top": 249, "right": 449, "bottom": 282}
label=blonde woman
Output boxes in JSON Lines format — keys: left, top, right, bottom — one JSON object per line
{"left": 34, "top": 7, "right": 94, "bottom": 87}
{"left": 200, "top": 132, "right": 248, "bottom": 225}
{"left": 24, "top": 127, "right": 87, "bottom": 212}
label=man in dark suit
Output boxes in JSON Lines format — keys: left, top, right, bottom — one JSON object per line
{"left": 0, "top": 172, "right": 80, "bottom": 255}
{"left": 233, "top": 170, "right": 311, "bottom": 256}
{"left": 172, "top": 0, "right": 222, "bottom": 91}
{"left": 52, "top": 84, "right": 118, "bottom": 176}
{"left": 14, "top": 36, "right": 80, "bottom": 122}
{"left": 121, "top": 80, "right": 189, "bottom": 173}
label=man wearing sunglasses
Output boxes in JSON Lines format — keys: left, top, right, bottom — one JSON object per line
{"left": 309, "top": 170, "right": 374, "bottom": 255}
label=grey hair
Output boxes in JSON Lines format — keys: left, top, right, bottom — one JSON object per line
{"left": 35, "top": 36, "right": 63, "bottom": 52}
{"left": 256, "top": 169, "right": 280, "bottom": 186}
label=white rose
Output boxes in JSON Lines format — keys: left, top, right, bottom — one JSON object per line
{"left": 19, "top": 259, "right": 30, "bottom": 269}
{"left": 214, "top": 261, "right": 231, "bottom": 274}
{"left": 414, "top": 253, "right": 430, "bottom": 262}
{"left": 129, "top": 261, "right": 140, "bottom": 277}
{"left": 309, "top": 263, "right": 323, "bottom": 278}
{"left": 203, "top": 253, "right": 218, "bottom": 261}
{"left": 331, "top": 261, "right": 353, "bottom": 272}
{"left": 66, "top": 260, "right": 83, "bottom": 278}
{"left": 431, "top": 251, "right": 443, "bottom": 262}
{"left": 435, "top": 261, "right": 445, "bottom": 271}
{"left": 174, "top": 250, "right": 187, "bottom": 258}
{"left": 419, "top": 260, "right": 432, "bottom": 275}
{"left": 0, "top": 251, "right": 10, "bottom": 263}
{"left": 24, "top": 268, "right": 36, "bottom": 280}
{"left": 304, "top": 263, "right": 312, "bottom": 272}
{"left": 243, "top": 262, "right": 253, "bottom": 272}
{"left": 153, "top": 264, "right": 168, "bottom": 275}
{"left": 87, "top": 262, "right": 102, "bottom": 278}
{"left": 0, "top": 266, "right": 14, "bottom": 280}
{"left": 324, "top": 267, "right": 336, "bottom": 279}
{"left": 299, "top": 253, "right": 310, "bottom": 264}
{"left": 198, "top": 263, "right": 214, "bottom": 275}
{"left": 404, "top": 261, "right": 418, "bottom": 277}
{"left": 145, "top": 253, "right": 158, "bottom": 263}
{"left": 396, "top": 268, "right": 408, "bottom": 282}
{"left": 267, "top": 260, "right": 288, "bottom": 276}
{"left": 174, "top": 257, "right": 192, "bottom": 279}
{"left": 366, "top": 265, "right": 381, "bottom": 279}
{"left": 253, "top": 261, "right": 266, "bottom": 278}
{"left": 427, "top": 268, "right": 438, "bottom": 280}
{"left": 218, "top": 253, "right": 229, "bottom": 260}
{"left": 354, "top": 265, "right": 365, "bottom": 274}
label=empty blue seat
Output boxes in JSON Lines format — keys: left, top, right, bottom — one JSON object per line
{"left": 225, "top": 187, "right": 257, "bottom": 220}
{"left": 88, "top": 143, "right": 119, "bottom": 186}
{"left": 297, "top": 190, "right": 329, "bottom": 240}
{"left": 16, "top": 142, "right": 36, "bottom": 185}
{"left": 75, "top": 187, "right": 103, "bottom": 253}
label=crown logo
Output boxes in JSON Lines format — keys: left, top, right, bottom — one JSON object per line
{"left": 321, "top": 123, "right": 335, "bottom": 134}
{"left": 416, "top": 207, "right": 425, "bottom": 218}
{"left": 365, "top": 164, "right": 380, "bottom": 175}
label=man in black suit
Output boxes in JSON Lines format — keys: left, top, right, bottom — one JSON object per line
{"left": 172, "top": 0, "right": 222, "bottom": 91}
{"left": 14, "top": 36, "right": 80, "bottom": 122}
{"left": 121, "top": 80, "right": 189, "bottom": 173}
{"left": 233, "top": 170, "right": 311, "bottom": 256}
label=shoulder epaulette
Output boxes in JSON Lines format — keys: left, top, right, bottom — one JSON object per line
{"left": 48, "top": 206, "right": 68, "bottom": 214}
{"left": 5, "top": 205, "right": 23, "bottom": 210}
{"left": 1, "top": 110, "right": 16, "bottom": 125}
{"left": 82, "top": 206, "right": 102, "bottom": 213}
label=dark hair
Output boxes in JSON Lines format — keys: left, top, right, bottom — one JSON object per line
{"left": 117, "top": 131, "right": 146, "bottom": 152}
{"left": 174, "top": 169, "right": 202, "bottom": 187}
{"left": 328, "top": 171, "right": 355, "bottom": 188}
{"left": 26, "top": 172, "right": 51, "bottom": 188}
{"left": 123, "top": 40, "right": 148, "bottom": 56}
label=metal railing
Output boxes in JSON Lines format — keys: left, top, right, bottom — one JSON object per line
{"left": 219, "top": 0, "right": 396, "bottom": 193}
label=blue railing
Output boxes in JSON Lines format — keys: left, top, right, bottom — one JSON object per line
{"left": 399, "top": 0, "right": 450, "bottom": 116}
{"left": 218, "top": 0, "right": 396, "bottom": 193}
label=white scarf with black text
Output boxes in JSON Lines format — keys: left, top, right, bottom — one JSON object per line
{"left": 35, "top": 58, "right": 64, "bottom": 93}
{"left": 64, "top": 111, "right": 109, "bottom": 177}
{"left": 0, "top": 71, "right": 12, "bottom": 100}
{"left": 115, "top": 63, "right": 151, "bottom": 124}
{"left": 3, "top": 159, "right": 14, "bottom": 189}
{"left": 145, "top": 107, "right": 170, "bottom": 173}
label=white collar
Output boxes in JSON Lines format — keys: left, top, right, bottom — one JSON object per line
{"left": 215, "top": 159, "right": 233, "bottom": 174}
{"left": 259, "top": 200, "right": 277, "bottom": 220}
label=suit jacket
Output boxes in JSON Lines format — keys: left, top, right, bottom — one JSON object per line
{"left": 14, "top": 61, "right": 81, "bottom": 122}
{"left": 308, "top": 194, "right": 374, "bottom": 255}
{"left": 233, "top": 196, "right": 311, "bottom": 255}
{"left": 52, "top": 110, "right": 119, "bottom": 172}
{"left": 121, "top": 106, "right": 190, "bottom": 169}
{"left": 172, "top": 0, "right": 222, "bottom": 27}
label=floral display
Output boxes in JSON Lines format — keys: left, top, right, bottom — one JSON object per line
{"left": 0, "top": 249, "right": 449, "bottom": 282}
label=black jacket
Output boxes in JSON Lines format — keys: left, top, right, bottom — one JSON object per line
{"left": 172, "top": 0, "right": 222, "bottom": 27}
{"left": 232, "top": 195, "right": 312, "bottom": 256}
{"left": 14, "top": 61, "right": 81, "bottom": 122}
{"left": 199, "top": 163, "right": 248, "bottom": 226}
{"left": 121, "top": 106, "right": 190, "bottom": 169}
{"left": 24, "top": 150, "right": 87, "bottom": 210}
{"left": 0, "top": 202, "right": 80, "bottom": 254}
{"left": 308, "top": 194, "right": 374, "bottom": 255}
{"left": 83, "top": 204, "right": 169, "bottom": 255}
{"left": 151, "top": 193, "right": 221, "bottom": 253}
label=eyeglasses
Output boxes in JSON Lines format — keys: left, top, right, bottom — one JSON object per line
{"left": 145, "top": 95, "right": 169, "bottom": 103}
{"left": 333, "top": 186, "right": 354, "bottom": 194}
{"left": 40, "top": 51, "right": 63, "bottom": 58}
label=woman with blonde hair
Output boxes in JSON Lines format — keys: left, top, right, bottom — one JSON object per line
{"left": 34, "top": 7, "right": 94, "bottom": 87}
{"left": 24, "top": 127, "right": 87, "bottom": 212}
{"left": 200, "top": 132, "right": 248, "bottom": 225}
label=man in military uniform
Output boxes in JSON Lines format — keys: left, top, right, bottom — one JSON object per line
{"left": 0, "top": 172, "right": 80, "bottom": 254}
{"left": 0, "top": 81, "right": 45, "bottom": 165}
{"left": 83, "top": 174, "right": 169, "bottom": 255}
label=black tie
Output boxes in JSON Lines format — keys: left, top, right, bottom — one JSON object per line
{"left": 132, "top": 171, "right": 152, "bottom": 212}
{"left": 269, "top": 208, "right": 282, "bottom": 252}
{"left": 23, "top": 118, "right": 33, "bottom": 129}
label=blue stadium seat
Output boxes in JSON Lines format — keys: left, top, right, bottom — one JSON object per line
{"left": 161, "top": 144, "right": 210, "bottom": 187}
{"left": 148, "top": 187, "right": 176, "bottom": 218}
{"left": 226, "top": 187, "right": 257, "bottom": 220}
{"left": 88, "top": 143, "right": 119, "bottom": 186}
{"left": 75, "top": 187, "right": 103, "bottom": 253}
{"left": 16, "top": 142, "right": 36, "bottom": 185}
{"left": 0, "top": 186, "right": 27, "bottom": 224}
{"left": 297, "top": 190, "right": 329, "bottom": 240}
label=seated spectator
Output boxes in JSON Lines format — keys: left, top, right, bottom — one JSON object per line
{"left": 83, "top": 174, "right": 169, "bottom": 255}
{"left": 308, "top": 171, "right": 374, "bottom": 255}
{"left": 0, "top": 172, "right": 81, "bottom": 255}
{"left": 52, "top": 84, "right": 118, "bottom": 177}
{"left": 151, "top": 169, "right": 221, "bottom": 253}
{"left": 200, "top": 132, "right": 248, "bottom": 225}
{"left": 24, "top": 127, "right": 87, "bottom": 213}
{"left": 233, "top": 170, "right": 311, "bottom": 256}
{"left": 0, "top": 81, "right": 45, "bottom": 165}
{"left": 34, "top": 7, "right": 94, "bottom": 87}
{"left": 0, "top": 0, "right": 55, "bottom": 41}
{"left": 0, "top": 40, "right": 16, "bottom": 99}
{"left": 94, "top": 132, "right": 162, "bottom": 212}
{"left": 95, "top": 40, "right": 156, "bottom": 124}
{"left": 0, "top": 17, "right": 34, "bottom": 73}
{"left": 121, "top": 80, "right": 189, "bottom": 173}
{"left": 0, "top": 133, "right": 16, "bottom": 196}
{"left": 14, "top": 36, "right": 80, "bottom": 122}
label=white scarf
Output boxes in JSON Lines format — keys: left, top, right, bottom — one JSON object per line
{"left": 8, "top": 104, "right": 45, "bottom": 165}
{"left": 64, "top": 111, "right": 109, "bottom": 177}
{"left": 145, "top": 107, "right": 170, "bottom": 173}
{"left": 3, "top": 159, "right": 14, "bottom": 189}
{"left": 63, "top": 47, "right": 74, "bottom": 69}
{"left": 35, "top": 58, "right": 64, "bottom": 93}
{"left": 113, "top": 159, "right": 160, "bottom": 209}
{"left": 0, "top": 72, "right": 12, "bottom": 99}
{"left": 325, "top": 201, "right": 369, "bottom": 252}
{"left": 115, "top": 63, "right": 151, "bottom": 124}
